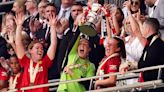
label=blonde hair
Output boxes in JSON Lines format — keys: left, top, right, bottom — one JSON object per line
{"left": 15, "top": 0, "right": 25, "bottom": 8}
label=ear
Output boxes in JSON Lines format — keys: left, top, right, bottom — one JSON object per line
{"left": 28, "top": 48, "right": 32, "bottom": 54}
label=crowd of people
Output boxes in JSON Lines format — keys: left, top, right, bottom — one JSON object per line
{"left": 0, "top": 0, "right": 164, "bottom": 92}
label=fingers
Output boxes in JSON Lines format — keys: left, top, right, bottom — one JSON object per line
{"left": 5, "top": 31, "right": 15, "bottom": 44}
{"left": 120, "top": 68, "right": 128, "bottom": 74}
{"left": 48, "top": 13, "right": 58, "bottom": 27}
{"left": 64, "top": 67, "right": 73, "bottom": 75}
{"left": 15, "top": 13, "right": 24, "bottom": 26}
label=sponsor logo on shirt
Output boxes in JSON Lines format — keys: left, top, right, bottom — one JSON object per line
{"left": 1, "top": 71, "right": 7, "bottom": 77}
{"left": 109, "top": 65, "right": 117, "bottom": 70}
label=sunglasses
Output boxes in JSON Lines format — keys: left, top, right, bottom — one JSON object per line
{"left": 131, "top": 1, "right": 139, "bottom": 5}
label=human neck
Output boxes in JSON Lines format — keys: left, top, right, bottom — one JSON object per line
{"left": 13, "top": 72, "right": 20, "bottom": 76}
{"left": 62, "top": 4, "right": 71, "bottom": 9}
{"left": 107, "top": 52, "right": 118, "bottom": 57}
{"left": 29, "top": 8, "right": 37, "bottom": 15}
{"left": 31, "top": 57, "right": 40, "bottom": 63}
{"left": 146, "top": 31, "right": 156, "bottom": 38}
{"left": 16, "top": 11, "right": 25, "bottom": 16}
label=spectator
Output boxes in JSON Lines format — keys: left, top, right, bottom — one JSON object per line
{"left": 145, "top": 0, "right": 164, "bottom": 41}
{"left": 122, "top": 0, "right": 146, "bottom": 19}
{"left": 119, "top": 6, "right": 144, "bottom": 85}
{"left": 0, "top": 12, "right": 15, "bottom": 59}
{"left": 109, "top": 7, "right": 124, "bottom": 36}
{"left": 1, "top": 12, "right": 16, "bottom": 38}
{"left": 12, "top": 0, "right": 26, "bottom": 16}
{"left": 38, "top": 0, "right": 48, "bottom": 22}
{"left": 23, "top": 0, "right": 40, "bottom": 38}
{"left": 138, "top": 18, "right": 164, "bottom": 92}
{"left": 58, "top": 0, "right": 73, "bottom": 20}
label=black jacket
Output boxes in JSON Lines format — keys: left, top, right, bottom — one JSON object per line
{"left": 139, "top": 35, "right": 164, "bottom": 82}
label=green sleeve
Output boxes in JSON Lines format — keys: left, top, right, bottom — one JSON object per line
{"left": 86, "top": 62, "right": 96, "bottom": 77}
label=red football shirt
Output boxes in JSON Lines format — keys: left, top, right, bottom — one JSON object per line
{"left": 9, "top": 72, "right": 23, "bottom": 92}
{"left": 0, "top": 67, "right": 8, "bottom": 80}
{"left": 100, "top": 56, "right": 121, "bottom": 74}
{"left": 99, "top": 56, "right": 121, "bottom": 87}
{"left": 19, "top": 55, "right": 52, "bottom": 92}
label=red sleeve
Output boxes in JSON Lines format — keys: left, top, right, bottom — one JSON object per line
{"left": 106, "top": 57, "right": 121, "bottom": 73}
{"left": 42, "top": 54, "right": 52, "bottom": 68}
{"left": 18, "top": 55, "right": 29, "bottom": 67}
{"left": 0, "top": 67, "right": 8, "bottom": 80}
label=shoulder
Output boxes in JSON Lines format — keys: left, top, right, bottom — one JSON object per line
{"left": 109, "top": 56, "right": 121, "bottom": 65}
{"left": 0, "top": 67, "right": 8, "bottom": 80}
{"left": 43, "top": 54, "right": 51, "bottom": 61}
{"left": 87, "top": 60, "right": 95, "bottom": 69}
{"left": 152, "top": 38, "right": 164, "bottom": 48}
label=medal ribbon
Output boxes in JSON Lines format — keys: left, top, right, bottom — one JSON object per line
{"left": 29, "top": 60, "right": 41, "bottom": 85}
{"left": 9, "top": 73, "right": 20, "bottom": 90}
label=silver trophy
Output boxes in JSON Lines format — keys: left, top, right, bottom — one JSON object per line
{"left": 79, "top": 3, "right": 101, "bottom": 37}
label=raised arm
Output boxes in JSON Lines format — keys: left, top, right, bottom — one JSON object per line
{"left": 111, "top": 7, "right": 122, "bottom": 36}
{"left": 106, "top": 16, "right": 112, "bottom": 39}
{"left": 47, "top": 14, "right": 57, "bottom": 60}
{"left": 15, "top": 13, "right": 25, "bottom": 59}
{"left": 127, "top": 5, "right": 147, "bottom": 46}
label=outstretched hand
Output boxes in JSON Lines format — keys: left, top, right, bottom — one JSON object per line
{"left": 29, "top": 18, "right": 42, "bottom": 33}
{"left": 15, "top": 13, "right": 24, "bottom": 26}
{"left": 5, "top": 31, "right": 15, "bottom": 45}
{"left": 136, "top": 9, "right": 146, "bottom": 23}
{"left": 64, "top": 66, "right": 73, "bottom": 75}
{"left": 48, "top": 13, "right": 58, "bottom": 27}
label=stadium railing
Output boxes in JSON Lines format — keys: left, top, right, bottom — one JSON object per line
{"left": 7, "top": 65, "right": 164, "bottom": 92}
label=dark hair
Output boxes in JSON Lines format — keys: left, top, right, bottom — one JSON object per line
{"left": 46, "top": 2, "right": 57, "bottom": 9}
{"left": 113, "top": 37, "right": 126, "bottom": 59}
{"left": 72, "top": 1, "right": 86, "bottom": 7}
{"left": 98, "top": 0, "right": 104, "bottom": 6}
{"left": 144, "top": 18, "right": 160, "bottom": 32}
{"left": 117, "top": 7, "right": 124, "bottom": 26}
{"left": 9, "top": 54, "right": 17, "bottom": 59}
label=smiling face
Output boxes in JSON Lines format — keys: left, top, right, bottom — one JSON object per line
{"left": 5, "top": 13, "right": 16, "bottom": 32}
{"left": 29, "top": 42, "right": 44, "bottom": 61}
{"left": 104, "top": 38, "right": 120, "bottom": 57}
{"left": 9, "top": 56, "right": 21, "bottom": 74}
{"left": 130, "top": 0, "right": 140, "bottom": 13}
{"left": 78, "top": 38, "right": 91, "bottom": 59}
{"left": 38, "top": 1, "right": 47, "bottom": 19}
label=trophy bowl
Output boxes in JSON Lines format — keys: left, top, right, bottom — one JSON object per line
{"left": 79, "top": 22, "right": 97, "bottom": 37}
